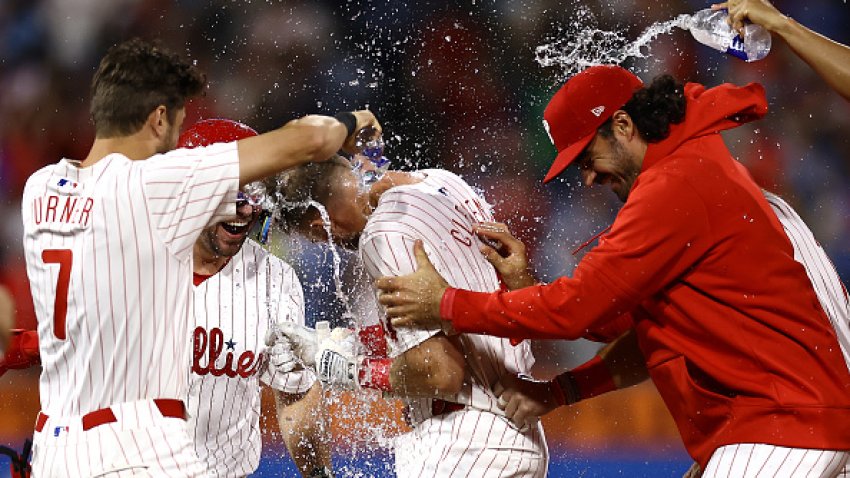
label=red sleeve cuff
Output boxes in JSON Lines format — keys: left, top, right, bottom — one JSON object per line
{"left": 440, "top": 287, "right": 457, "bottom": 323}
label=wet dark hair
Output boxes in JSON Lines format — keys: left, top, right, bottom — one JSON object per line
{"left": 273, "top": 156, "right": 352, "bottom": 233}
{"left": 90, "top": 38, "right": 206, "bottom": 137}
{"left": 599, "top": 74, "right": 686, "bottom": 143}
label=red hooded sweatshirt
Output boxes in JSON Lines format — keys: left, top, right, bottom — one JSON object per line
{"left": 441, "top": 82, "right": 850, "bottom": 466}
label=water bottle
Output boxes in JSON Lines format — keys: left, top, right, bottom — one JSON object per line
{"left": 352, "top": 126, "right": 390, "bottom": 187}
{"left": 680, "top": 8, "right": 771, "bottom": 62}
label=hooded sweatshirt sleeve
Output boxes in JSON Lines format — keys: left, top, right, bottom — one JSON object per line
{"left": 442, "top": 170, "right": 713, "bottom": 339}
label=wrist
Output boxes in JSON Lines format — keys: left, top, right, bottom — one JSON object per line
{"left": 333, "top": 112, "right": 357, "bottom": 138}
{"left": 438, "top": 287, "right": 459, "bottom": 335}
{"left": 559, "top": 355, "right": 617, "bottom": 403}
{"left": 357, "top": 357, "right": 393, "bottom": 392}
{"left": 549, "top": 378, "right": 568, "bottom": 406}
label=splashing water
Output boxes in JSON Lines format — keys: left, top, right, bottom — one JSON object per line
{"left": 298, "top": 201, "right": 400, "bottom": 477}
{"left": 535, "top": 14, "right": 689, "bottom": 81}
{"left": 310, "top": 200, "right": 357, "bottom": 324}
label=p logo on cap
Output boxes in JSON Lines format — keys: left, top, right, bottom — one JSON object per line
{"left": 542, "top": 65, "right": 643, "bottom": 183}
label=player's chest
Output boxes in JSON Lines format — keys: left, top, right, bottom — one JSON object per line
{"left": 191, "top": 273, "right": 272, "bottom": 378}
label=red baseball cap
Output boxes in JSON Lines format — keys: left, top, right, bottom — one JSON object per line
{"left": 542, "top": 65, "right": 643, "bottom": 183}
{"left": 178, "top": 118, "right": 258, "bottom": 149}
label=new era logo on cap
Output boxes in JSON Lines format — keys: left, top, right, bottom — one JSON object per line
{"left": 542, "top": 65, "right": 643, "bottom": 183}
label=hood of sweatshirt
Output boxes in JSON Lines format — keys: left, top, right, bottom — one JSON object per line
{"left": 642, "top": 82, "right": 768, "bottom": 171}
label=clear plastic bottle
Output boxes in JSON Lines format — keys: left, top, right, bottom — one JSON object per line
{"left": 680, "top": 8, "right": 771, "bottom": 62}
{"left": 352, "top": 126, "right": 390, "bottom": 187}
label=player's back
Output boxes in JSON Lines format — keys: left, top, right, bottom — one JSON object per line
{"left": 22, "top": 145, "right": 238, "bottom": 416}
{"left": 765, "top": 191, "right": 850, "bottom": 366}
{"left": 360, "top": 169, "right": 536, "bottom": 418}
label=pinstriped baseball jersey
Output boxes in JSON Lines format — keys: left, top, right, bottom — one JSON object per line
{"left": 765, "top": 191, "right": 850, "bottom": 367}
{"left": 22, "top": 142, "right": 239, "bottom": 417}
{"left": 703, "top": 443, "right": 848, "bottom": 477}
{"left": 359, "top": 169, "right": 547, "bottom": 476}
{"left": 188, "top": 239, "right": 314, "bottom": 477}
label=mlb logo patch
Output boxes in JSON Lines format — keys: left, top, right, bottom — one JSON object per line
{"left": 57, "top": 178, "right": 78, "bottom": 188}
{"left": 53, "top": 426, "right": 69, "bottom": 437}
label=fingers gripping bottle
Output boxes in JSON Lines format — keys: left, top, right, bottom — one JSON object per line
{"left": 680, "top": 8, "right": 771, "bottom": 62}
{"left": 352, "top": 126, "right": 390, "bottom": 187}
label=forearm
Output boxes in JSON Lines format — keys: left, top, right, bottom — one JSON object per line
{"left": 275, "top": 384, "right": 332, "bottom": 476}
{"left": 595, "top": 328, "right": 648, "bottom": 389}
{"left": 556, "top": 329, "right": 648, "bottom": 404}
{"left": 772, "top": 16, "right": 850, "bottom": 101}
{"left": 387, "top": 335, "right": 465, "bottom": 398}
{"left": 443, "top": 272, "right": 625, "bottom": 340}
{"left": 237, "top": 116, "right": 347, "bottom": 186}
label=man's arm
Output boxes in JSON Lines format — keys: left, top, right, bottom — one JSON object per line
{"left": 274, "top": 383, "right": 333, "bottom": 477}
{"left": 237, "top": 111, "right": 380, "bottom": 186}
{"left": 378, "top": 174, "right": 711, "bottom": 340}
{"left": 715, "top": 0, "right": 850, "bottom": 101}
{"left": 386, "top": 333, "right": 465, "bottom": 398}
{"left": 495, "top": 328, "right": 648, "bottom": 428}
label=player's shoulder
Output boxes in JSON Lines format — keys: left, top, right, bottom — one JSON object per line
{"left": 375, "top": 169, "right": 473, "bottom": 210}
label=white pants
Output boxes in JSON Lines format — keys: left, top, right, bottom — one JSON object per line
{"left": 703, "top": 444, "right": 849, "bottom": 478}
{"left": 31, "top": 399, "right": 207, "bottom": 478}
{"left": 393, "top": 408, "right": 548, "bottom": 478}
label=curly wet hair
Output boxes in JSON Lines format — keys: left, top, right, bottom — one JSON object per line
{"left": 599, "top": 74, "right": 686, "bottom": 142}
{"left": 90, "top": 38, "right": 206, "bottom": 137}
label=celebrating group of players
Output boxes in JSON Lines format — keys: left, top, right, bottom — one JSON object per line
{"left": 3, "top": 0, "right": 850, "bottom": 477}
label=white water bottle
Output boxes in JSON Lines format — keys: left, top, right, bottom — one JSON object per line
{"left": 680, "top": 8, "right": 771, "bottom": 62}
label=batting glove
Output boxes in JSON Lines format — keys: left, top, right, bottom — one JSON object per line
{"left": 276, "top": 322, "right": 320, "bottom": 368}
{"left": 314, "top": 328, "right": 359, "bottom": 390}
{"left": 264, "top": 326, "right": 301, "bottom": 374}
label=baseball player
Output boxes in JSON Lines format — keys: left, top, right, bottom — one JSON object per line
{"left": 21, "top": 37, "right": 379, "bottom": 477}
{"left": 177, "top": 119, "right": 331, "bottom": 477}
{"left": 273, "top": 156, "right": 549, "bottom": 477}
{"left": 376, "top": 66, "right": 850, "bottom": 477}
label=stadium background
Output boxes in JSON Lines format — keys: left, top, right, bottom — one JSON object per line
{"left": 1, "top": 0, "right": 848, "bottom": 476}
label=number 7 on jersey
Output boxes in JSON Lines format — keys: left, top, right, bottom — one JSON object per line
{"left": 42, "top": 249, "right": 72, "bottom": 340}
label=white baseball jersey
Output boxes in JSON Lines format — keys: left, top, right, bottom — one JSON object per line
{"left": 699, "top": 193, "right": 850, "bottom": 478}
{"left": 359, "top": 169, "right": 548, "bottom": 477}
{"left": 188, "top": 239, "right": 314, "bottom": 477}
{"left": 22, "top": 142, "right": 239, "bottom": 476}
{"left": 765, "top": 191, "right": 850, "bottom": 366}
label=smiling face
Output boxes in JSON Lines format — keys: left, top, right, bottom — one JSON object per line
{"left": 575, "top": 111, "right": 646, "bottom": 203}
{"left": 198, "top": 200, "right": 263, "bottom": 258}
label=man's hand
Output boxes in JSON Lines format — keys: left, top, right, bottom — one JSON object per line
{"left": 474, "top": 222, "right": 536, "bottom": 291}
{"left": 264, "top": 326, "right": 302, "bottom": 374}
{"left": 712, "top": 0, "right": 786, "bottom": 35}
{"left": 340, "top": 111, "right": 382, "bottom": 155}
{"left": 275, "top": 323, "right": 319, "bottom": 368}
{"left": 493, "top": 374, "right": 565, "bottom": 430}
{"left": 376, "top": 240, "right": 450, "bottom": 331}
